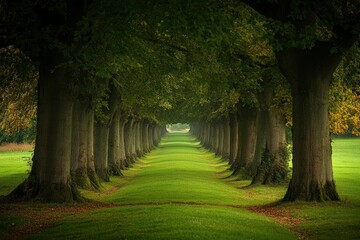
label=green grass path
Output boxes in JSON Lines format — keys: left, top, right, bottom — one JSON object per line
{"left": 31, "top": 133, "right": 296, "bottom": 240}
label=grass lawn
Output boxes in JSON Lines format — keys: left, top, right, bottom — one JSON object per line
{"left": 0, "top": 151, "right": 32, "bottom": 196}
{"left": 0, "top": 134, "right": 359, "bottom": 239}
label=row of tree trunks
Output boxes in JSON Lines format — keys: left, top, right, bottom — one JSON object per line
{"left": 95, "top": 116, "right": 165, "bottom": 181}
{"left": 191, "top": 90, "right": 288, "bottom": 185}
{"left": 5, "top": 1, "right": 168, "bottom": 203}
{"left": 9, "top": 64, "right": 166, "bottom": 202}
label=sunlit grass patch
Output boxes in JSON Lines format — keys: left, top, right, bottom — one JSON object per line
{"left": 28, "top": 205, "right": 296, "bottom": 240}
{"left": 0, "top": 151, "right": 32, "bottom": 195}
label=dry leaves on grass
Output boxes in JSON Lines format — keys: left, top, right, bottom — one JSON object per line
{"left": 0, "top": 203, "right": 114, "bottom": 240}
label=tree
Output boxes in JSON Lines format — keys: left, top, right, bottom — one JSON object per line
{"left": 0, "top": 46, "right": 37, "bottom": 142}
{"left": 2, "top": 1, "right": 95, "bottom": 202}
{"left": 238, "top": 0, "right": 359, "bottom": 201}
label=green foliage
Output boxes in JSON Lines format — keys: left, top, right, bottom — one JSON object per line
{"left": 0, "top": 120, "right": 36, "bottom": 144}
{"left": 329, "top": 44, "right": 360, "bottom": 136}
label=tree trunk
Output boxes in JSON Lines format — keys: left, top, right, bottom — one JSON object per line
{"left": 223, "top": 118, "right": 231, "bottom": 160}
{"left": 229, "top": 113, "right": 239, "bottom": 165}
{"left": 153, "top": 125, "right": 158, "bottom": 146}
{"left": 108, "top": 111, "right": 122, "bottom": 176}
{"left": 148, "top": 124, "right": 154, "bottom": 150}
{"left": 285, "top": 78, "right": 337, "bottom": 200}
{"left": 94, "top": 82, "right": 121, "bottom": 180}
{"left": 86, "top": 111, "right": 100, "bottom": 189}
{"left": 142, "top": 121, "right": 150, "bottom": 153}
{"left": 253, "top": 83, "right": 288, "bottom": 185}
{"left": 213, "top": 124, "right": 219, "bottom": 153}
{"left": 124, "top": 118, "right": 135, "bottom": 166}
{"left": 217, "top": 122, "right": 224, "bottom": 157}
{"left": 10, "top": 53, "right": 78, "bottom": 202}
{"left": 277, "top": 45, "right": 341, "bottom": 201}
{"left": 232, "top": 107, "right": 259, "bottom": 177}
{"left": 94, "top": 122, "right": 110, "bottom": 182}
{"left": 71, "top": 103, "right": 100, "bottom": 190}
{"left": 135, "top": 121, "right": 143, "bottom": 157}
{"left": 204, "top": 123, "right": 211, "bottom": 149}
{"left": 130, "top": 120, "right": 138, "bottom": 160}
{"left": 119, "top": 118, "right": 127, "bottom": 170}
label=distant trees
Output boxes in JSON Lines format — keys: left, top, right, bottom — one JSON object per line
{"left": 0, "top": 46, "right": 37, "bottom": 144}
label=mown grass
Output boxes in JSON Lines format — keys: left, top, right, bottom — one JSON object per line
{"left": 26, "top": 133, "right": 296, "bottom": 240}
{"left": 0, "top": 151, "right": 32, "bottom": 195}
{"left": 0, "top": 134, "right": 359, "bottom": 239}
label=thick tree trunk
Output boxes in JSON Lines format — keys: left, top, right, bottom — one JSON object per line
{"left": 252, "top": 111, "right": 287, "bottom": 185}
{"left": 153, "top": 125, "right": 159, "bottom": 146}
{"left": 231, "top": 109, "right": 243, "bottom": 171}
{"left": 130, "top": 120, "right": 138, "bottom": 160}
{"left": 217, "top": 122, "right": 224, "bottom": 157}
{"left": 207, "top": 123, "right": 212, "bottom": 150}
{"left": 148, "top": 124, "right": 154, "bottom": 150}
{"left": 119, "top": 118, "right": 127, "bottom": 170}
{"left": 71, "top": 103, "right": 100, "bottom": 189}
{"left": 252, "top": 109, "right": 266, "bottom": 172}
{"left": 222, "top": 118, "right": 230, "bottom": 160}
{"left": 94, "top": 122, "right": 110, "bottom": 182}
{"left": 229, "top": 113, "right": 239, "bottom": 165}
{"left": 86, "top": 111, "right": 100, "bottom": 189}
{"left": 285, "top": 78, "right": 338, "bottom": 200}
{"left": 135, "top": 121, "right": 143, "bottom": 157}
{"left": 253, "top": 84, "right": 288, "bottom": 185}
{"left": 277, "top": 45, "right": 341, "bottom": 201}
{"left": 108, "top": 111, "right": 122, "bottom": 176}
{"left": 10, "top": 54, "right": 78, "bottom": 202}
{"left": 94, "top": 81, "right": 121, "bottom": 180}
{"left": 124, "top": 118, "right": 135, "bottom": 166}
{"left": 232, "top": 107, "right": 259, "bottom": 177}
{"left": 142, "top": 121, "right": 150, "bottom": 153}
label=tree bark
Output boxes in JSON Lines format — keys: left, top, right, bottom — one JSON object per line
{"left": 232, "top": 106, "right": 259, "bottom": 177}
{"left": 94, "top": 122, "right": 110, "bottom": 182}
{"left": 222, "top": 118, "right": 231, "bottom": 160}
{"left": 119, "top": 117, "right": 128, "bottom": 170}
{"left": 142, "top": 121, "right": 150, "bottom": 153}
{"left": 124, "top": 118, "right": 136, "bottom": 166}
{"left": 135, "top": 120, "right": 143, "bottom": 157}
{"left": 217, "top": 122, "right": 224, "bottom": 157}
{"left": 108, "top": 111, "right": 122, "bottom": 176}
{"left": 252, "top": 84, "right": 288, "bottom": 185}
{"left": 277, "top": 45, "right": 341, "bottom": 201}
{"left": 71, "top": 102, "right": 100, "bottom": 190}
{"left": 86, "top": 111, "right": 100, "bottom": 189}
{"left": 10, "top": 52, "right": 79, "bottom": 202}
{"left": 204, "top": 123, "right": 211, "bottom": 149}
{"left": 94, "top": 82, "right": 121, "bottom": 181}
{"left": 231, "top": 109, "right": 243, "bottom": 171}
{"left": 148, "top": 123, "right": 154, "bottom": 150}
{"left": 229, "top": 112, "right": 239, "bottom": 165}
